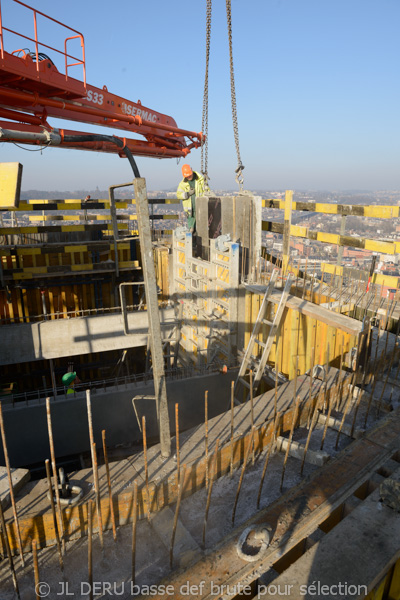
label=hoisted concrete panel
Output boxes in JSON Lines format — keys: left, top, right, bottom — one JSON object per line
{"left": 196, "top": 194, "right": 262, "bottom": 276}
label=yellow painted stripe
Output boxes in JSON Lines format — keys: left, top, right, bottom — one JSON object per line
{"left": 7, "top": 261, "right": 140, "bottom": 278}
{"left": 364, "top": 206, "right": 399, "bottom": 218}
{"left": 261, "top": 198, "right": 400, "bottom": 219}
{"left": 16, "top": 200, "right": 129, "bottom": 210}
{"left": 315, "top": 202, "right": 338, "bottom": 214}
{"left": 264, "top": 219, "right": 398, "bottom": 256}
{"left": 317, "top": 232, "right": 339, "bottom": 245}
{"left": 8, "top": 242, "right": 132, "bottom": 257}
{"left": 364, "top": 239, "right": 395, "bottom": 253}
{"left": 322, "top": 262, "right": 399, "bottom": 287}
{"left": 290, "top": 225, "right": 308, "bottom": 237}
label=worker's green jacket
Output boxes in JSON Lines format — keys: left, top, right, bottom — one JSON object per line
{"left": 176, "top": 171, "right": 206, "bottom": 216}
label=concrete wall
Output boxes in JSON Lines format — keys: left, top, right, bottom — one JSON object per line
{"left": 196, "top": 195, "right": 262, "bottom": 272}
{"left": 0, "top": 370, "right": 237, "bottom": 468}
{"left": 0, "top": 308, "right": 176, "bottom": 364}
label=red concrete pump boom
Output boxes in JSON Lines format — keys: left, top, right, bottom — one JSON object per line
{"left": 0, "top": 0, "right": 203, "bottom": 158}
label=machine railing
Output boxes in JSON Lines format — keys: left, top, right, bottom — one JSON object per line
{"left": 0, "top": 0, "right": 86, "bottom": 85}
{"left": 1, "top": 364, "right": 221, "bottom": 408}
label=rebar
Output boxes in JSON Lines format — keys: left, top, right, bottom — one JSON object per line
{"left": 232, "top": 426, "right": 255, "bottom": 524}
{"left": 337, "top": 337, "right": 345, "bottom": 411}
{"left": 0, "top": 499, "right": 20, "bottom": 598}
{"left": 301, "top": 391, "right": 323, "bottom": 476}
{"left": 142, "top": 416, "right": 151, "bottom": 521}
{"left": 364, "top": 346, "right": 387, "bottom": 427}
{"left": 202, "top": 438, "right": 220, "bottom": 546}
{"left": 91, "top": 442, "right": 104, "bottom": 548}
{"left": 45, "top": 459, "right": 63, "bottom": 569}
{"left": 302, "top": 256, "right": 309, "bottom": 299}
{"left": 257, "top": 411, "right": 281, "bottom": 508}
{"left": 318, "top": 265, "right": 325, "bottom": 304}
{"left": 375, "top": 323, "right": 400, "bottom": 417}
{"left": 169, "top": 464, "right": 187, "bottom": 568}
{"left": 175, "top": 403, "right": 181, "bottom": 485}
{"left": 46, "top": 397, "right": 65, "bottom": 555}
{"left": 131, "top": 480, "right": 138, "bottom": 584}
{"left": 320, "top": 390, "right": 335, "bottom": 451}
{"left": 274, "top": 335, "right": 280, "bottom": 420}
{"left": 101, "top": 430, "right": 117, "bottom": 541}
{"left": 230, "top": 381, "right": 234, "bottom": 477}
{"left": 280, "top": 397, "right": 300, "bottom": 492}
{"left": 205, "top": 390, "right": 209, "bottom": 487}
{"left": 0, "top": 401, "right": 25, "bottom": 566}
{"left": 32, "top": 540, "right": 40, "bottom": 600}
{"left": 350, "top": 320, "right": 372, "bottom": 437}
{"left": 307, "top": 346, "right": 316, "bottom": 428}
{"left": 249, "top": 370, "right": 255, "bottom": 465}
{"left": 88, "top": 501, "right": 93, "bottom": 600}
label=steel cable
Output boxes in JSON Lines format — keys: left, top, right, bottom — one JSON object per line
{"left": 201, "top": 0, "right": 212, "bottom": 185}
{"left": 226, "top": 0, "right": 244, "bottom": 189}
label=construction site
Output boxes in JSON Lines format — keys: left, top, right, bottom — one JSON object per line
{"left": 0, "top": 1, "right": 400, "bottom": 599}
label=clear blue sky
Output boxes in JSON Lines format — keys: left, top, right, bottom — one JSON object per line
{"left": 0, "top": 0, "right": 399, "bottom": 192}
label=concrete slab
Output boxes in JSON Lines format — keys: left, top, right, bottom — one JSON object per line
{"left": 257, "top": 466, "right": 400, "bottom": 599}
{"left": 0, "top": 307, "right": 176, "bottom": 364}
{"left": 150, "top": 506, "right": 200, "bottom": 568}
{"left": 0, "top": 465, "right": 30, "bottom": 509}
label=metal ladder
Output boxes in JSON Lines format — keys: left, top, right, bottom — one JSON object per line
{"left": 234, "top": 269, "right": 294, "bottom": 403}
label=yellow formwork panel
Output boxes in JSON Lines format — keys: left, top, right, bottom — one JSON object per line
{"left": 244, "top": 289, "right": 355, "bottom": 380}
{"left": 0, "top": 162, "right": 22, "bottom": 208}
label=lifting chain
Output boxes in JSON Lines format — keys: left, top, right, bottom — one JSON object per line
{"left": 201, "top": 0, "right": 212, "bottom": 187}
{"left": 226, "top": 0, "right": 244, "bottom": 190}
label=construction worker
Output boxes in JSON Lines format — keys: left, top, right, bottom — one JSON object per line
{"left": 62, "top": 371, "right": 81, "bottom": 395}
{"left": 176, "top": 164, "right": 206, "bottom": 233}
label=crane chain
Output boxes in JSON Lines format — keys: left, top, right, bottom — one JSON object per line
{"left": 201, "top": 0, "right": 212, "bottom": 186}
{"left": 226, "top": 0, "right": 244, "bottom": 190}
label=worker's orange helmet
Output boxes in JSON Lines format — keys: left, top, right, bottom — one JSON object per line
{"left": 182, "top": 164, "right": 193, "bottom": 178}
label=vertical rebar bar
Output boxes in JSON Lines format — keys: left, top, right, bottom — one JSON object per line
{"left": 232, "top": 427, "right": 255, "bottom": 524}
{"left": 230, "top": 382, "right": 234, "bottom": 477}
{"left": 91, "top": 442, "right": 104, "bottom": 548}
{"left": 46, "top": 397, "right": 65, "bottom": 555}
{"left": 320, "top": 337, "right": 344, "bottom": 450}
{"left": 45, "top": 459, "right": 63, "bottom": 569}
{"left": 350, "top": 320, "right": 372, "bottom": 437}
{"left": 249, "top": 370, "right": 255, "bottom": 465}
{"left": 0, "top": 401, "right": 25, "bottom": 566}
{"left": 302, "top": 256, "right": 309, "bottom": 299}
{"left": 202, "top": 439, "right": 220, "bottom": 546}
{"left": 257, "top": 411, "right": 281, "bottom": 508}
{"left": 101, "top": 430, "right": 117, "bottom": 541}
{"left": 175, "top": 403, "right": 181, "bottom": 485}
{"left": 170, "top": 464, "right": 187, "bottom": 568}
{"left": 280, "top": 397, "right": 300, "bottom": 492}
{"left": 204, "top": 391, "right": 209, "bottom": 488}
{"left": 142, "top": 416, "right": 151, "bottom": 521}
{"left": 337, "top": 337, "right": 345, "bottom": 411}
{"left": 301, "top": 392, "right": 323, "bottom": 476}
{"left": 131, "top": 481, "right": 138, "bottom": 584}
{"left": 318, "top": 265, "right": 325, "bottom": 304}
{"left": 307, "top": 346, "right": 316, "bottom": 428}
{"left": 88, "top": 501, "right": 93, "bottom": 600}
{"left": 0, "top": 500, "right": 20, "bottom": 599}
{"left": 32, "top": 540, "right": 40, "bottom": 600}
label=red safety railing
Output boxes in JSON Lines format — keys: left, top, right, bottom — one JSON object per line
{"left": 0, "top": 0, "right": 86, "bottom": 87}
